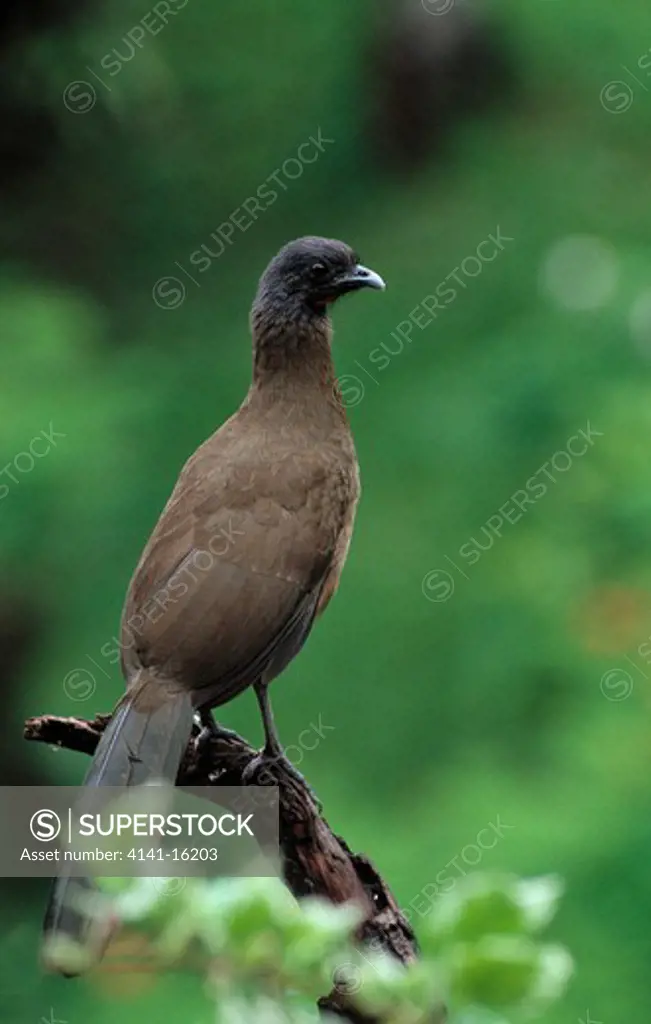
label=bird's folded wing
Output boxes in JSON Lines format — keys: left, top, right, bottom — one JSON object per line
{"left": 119, "top": 455, "right": 339, "bottom": 695}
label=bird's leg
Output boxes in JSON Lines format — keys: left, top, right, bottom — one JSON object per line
{"left": 244, "top": 682, "right": 320, "bottom": 807}
{"left": 255, "top": 682, "right": 283, "bottom": 759}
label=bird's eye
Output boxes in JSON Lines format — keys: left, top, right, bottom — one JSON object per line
{"left": 310, "top": 261, "right": 328, "bottom": 278}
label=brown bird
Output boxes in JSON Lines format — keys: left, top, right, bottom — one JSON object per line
{"left": 42, "top": 235, "right": 385, "bottom": 972}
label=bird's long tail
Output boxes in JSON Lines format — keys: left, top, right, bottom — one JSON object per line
{"left": 42, "top": 679, "right": 194, "bottom": 975}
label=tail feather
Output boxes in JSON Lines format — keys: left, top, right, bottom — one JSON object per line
{"left": 42, "top": 682, "right": 194, "bottom": 975}
{"left": 84, "top": 687, "right": 194, "bottom": 788}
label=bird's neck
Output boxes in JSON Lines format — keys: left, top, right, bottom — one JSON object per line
{"left": 249, "top": 311, "right": 345, "bottom": 416}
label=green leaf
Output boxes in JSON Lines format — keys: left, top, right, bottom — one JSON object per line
{"left": 449, "top": 934, "right": 540, "bottom": 1009}
{"left": 420, "top": 875, "right": 526, "bottom": 949}
{"left": 514, "top": 876, "right": 564, "bottom": 933}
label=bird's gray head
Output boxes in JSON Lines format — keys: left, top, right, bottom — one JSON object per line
{"left": 253, "top": 236, "right": 385, "bottom": 323}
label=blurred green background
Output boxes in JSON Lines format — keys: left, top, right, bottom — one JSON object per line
{"left": 2, "top": 0, "right": 650, "bottom": 1019}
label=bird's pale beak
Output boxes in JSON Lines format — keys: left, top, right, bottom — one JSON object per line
{"left": 337, "top": 264, "right": 386, "bottom": 293}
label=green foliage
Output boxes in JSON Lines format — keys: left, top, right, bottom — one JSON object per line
{"left": 80, "top": 873, "right": 570, "bottom": 1023}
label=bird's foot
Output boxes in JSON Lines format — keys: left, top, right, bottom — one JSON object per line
{"left": 193, "top": 714, "right": 240, "bottom": 774}
{"left": 242, "top": 748, "right": 321, "bottom": 809}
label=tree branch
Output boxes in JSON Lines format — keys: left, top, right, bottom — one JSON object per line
{"left": 24, "top": 713, "right": 423, "bottom": 1022}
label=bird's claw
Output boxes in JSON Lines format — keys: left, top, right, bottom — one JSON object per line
{"left": 242, "top": 750, "right": 321, "bottom": 809}
{"left": 193, "top": 716, "right": 240, "bottom": 773}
